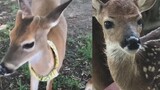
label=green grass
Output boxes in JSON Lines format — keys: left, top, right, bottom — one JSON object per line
{"left": 6, "top": 22, "right": 15, "bottom": 30}
{"left": 10, "top": 3, "right": 19, "bottom": 14}
{"left": 18, "top": 64, "right": 82, "bottom": 90}
{"left": 16, "top": 79, "right": 28, "bottom": 90}
{"left": 67, "top": 33, "right": 92, "bottom": 61}
{"left": 19, "top": 64, "right": 81, "bottom": 90}
{"left": 19, "top": 64, "right": 30, "bottom": 79}
{"left": 53, "top": 75, "right": 81, "bottom": 90}
{"left": 78, "top": 34, "right": 92, "bottom": 60}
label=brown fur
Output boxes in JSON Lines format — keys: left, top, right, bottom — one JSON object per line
{"left": 92, "top": 0, "right": 156, "bottom": 90}
{"left": 106, "top": 0, "right": 139, "bottom": 16}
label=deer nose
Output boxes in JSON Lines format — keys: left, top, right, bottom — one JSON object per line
{"left": 125, "top": 36, "right": 140, "bottom": 50}
{"left": 0, "top": 63, "right": 13, "bottom": 76}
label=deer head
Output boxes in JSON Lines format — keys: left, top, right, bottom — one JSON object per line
{"left": 93, "top": 0, "right": 156, "bottom": 54}
{"left": 0, "top": 0, "right": 72, "bottom": 76}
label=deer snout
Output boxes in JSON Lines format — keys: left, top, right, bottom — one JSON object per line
{"left": 121, "top": 36, "right": 141, "bottom": 53}
{"left": 0, "top": 63, "right": 14, "bottom": 76}
{"left": 125, "top": 36, "right": 141, "bottom": 50}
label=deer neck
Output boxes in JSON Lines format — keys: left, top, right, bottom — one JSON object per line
{"left": 48, "top": 16, "right": 67, "bottom": 63}
{"left": 106, "top": 43, "right": 143, "bottom": 89}
{"left": 29, "top": 41, "right": 55, "bottom": 76}
{"left": 32, "top": 0, "right": 68, "bottom": 67}
{"left": 29, "top": 0, "right": 67, "bottom": 77}
{"left": 106, "top": 44, "right": 138, "bottom": 74}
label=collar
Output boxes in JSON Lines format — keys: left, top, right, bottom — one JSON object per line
{"left": 29, "top": 40, "right": 59, "bottom": 82}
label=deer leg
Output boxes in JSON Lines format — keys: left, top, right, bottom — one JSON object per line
{"left": 46, "top": 80, "right": 53, "bottom": 90}
{"left": 85, "top": 79, "right": 96, "bottom": 90}
{"left": 30, "top": 75, "right": 39, "bottom": 90}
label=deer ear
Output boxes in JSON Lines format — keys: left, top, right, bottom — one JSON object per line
{"left": 92, "top": 0, "right": 106, "bottom": 17}
{"left": 136, "top": 0, "right": 156, "bottom": 12}
{"left": 30, "top": 16, "right": 40, "bottom": 29}
{"left": 18, "top": 0, "right": 32, "bottom": 17}
{"left": 45, "top": 0, "right": 72, "bottom": 27}
{"left": 15, "top": 10, "right": 23, "bottom": 26}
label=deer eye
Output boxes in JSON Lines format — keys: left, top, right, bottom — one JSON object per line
{"left": 137, "top": 19, "right": 143, "bottom": 26}
{"left": 104, "top": 21, "right": 114, "bottom": 29}
{"left": 22, "top": 42, "right": 34, "bottom": 49}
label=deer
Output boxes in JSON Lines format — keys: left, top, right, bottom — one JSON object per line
{"left": 0, "top": 0, "right": 72, "bottom": 90}
{"left": 88, "top": 15, "right": 160, "bottom": 90}
{"left": 91, "top": 0, "right": 160, "bottom": 90}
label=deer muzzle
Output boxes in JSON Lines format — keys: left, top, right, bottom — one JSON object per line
{"left": 0, "top": 63, "right": 14, "bottom": 76}
{"left": 121, "top": 35, "right": 141, "bottom": 53}
{"left": 125, "top": 36, "right": 141, "bottom": 50}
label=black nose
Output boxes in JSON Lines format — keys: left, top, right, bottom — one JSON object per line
{"left": 0, "top": 63, "right": 13, "bottom": 76}
{"left": 125, "top": 36, "right": 140, "bottom": 50}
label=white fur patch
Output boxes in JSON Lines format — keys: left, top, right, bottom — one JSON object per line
{"left": 124, "top": 44, "right": 141, "bottom": 54}
{"left": 85, "top": 82, "right": 94, "bottom": 90}
{"left": 129, "top": 36, "right": 139, "bottom": 41}
{"left": 5, "top": 60, "right": 28, "bottom": 71}
{"left": 5, "top": 63, "right": 16, "bottom": 70}
{"left": 50, "top": 19, "right": 59, "bottom": 28}
{"left": 31, "top": 76, "right": 39, "bottom": 90}
{"left": 28, "top": 51, "right": 43, "bottom": 64}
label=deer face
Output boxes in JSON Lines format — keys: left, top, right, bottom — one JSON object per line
{"left": 0, "top": 15, "right": 46, "bottom": 76}
{"left": 93, "top": 0, "right": 156, "bottom": 54}
{"left": 0, "top": 0, "right": 71, "bottom": 76}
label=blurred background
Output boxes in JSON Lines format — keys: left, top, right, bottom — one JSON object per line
{"left": 142, "top": 0, "right": 160, "bottom": 35}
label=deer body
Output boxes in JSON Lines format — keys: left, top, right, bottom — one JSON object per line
{"left": 0, "top": 0, "right": 72, "bottom": 90}
{"left": 92, "top": 0, "right": 158, "bottom": 90}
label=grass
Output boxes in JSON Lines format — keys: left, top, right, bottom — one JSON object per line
{"left": 18, "top": 64, "right": 82, "bottom": 90}
{"left": 10, "top": 3, "right": 19, "bottom": 14}
{"left": 16, "top": 79, "right": 28, "bottom": 90}
{"left": 78, "top": 34, "right": 92, "bottom": 60}
{"left": 67, "top": 33, "right": 92, "bottom": 61}
{"left": 19, "top": 64, "right": 30, "bottom": 79}
{"left": 54, "top": 75, "right": 81, "bottom": 90}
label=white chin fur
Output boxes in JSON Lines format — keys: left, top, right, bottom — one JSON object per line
{"left": 123, "top": 44, "right": 141, "bottom": 54}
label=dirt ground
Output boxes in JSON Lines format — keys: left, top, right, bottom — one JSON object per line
{"left": 0, "top": 0, "right": 92, "bottom": 90}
